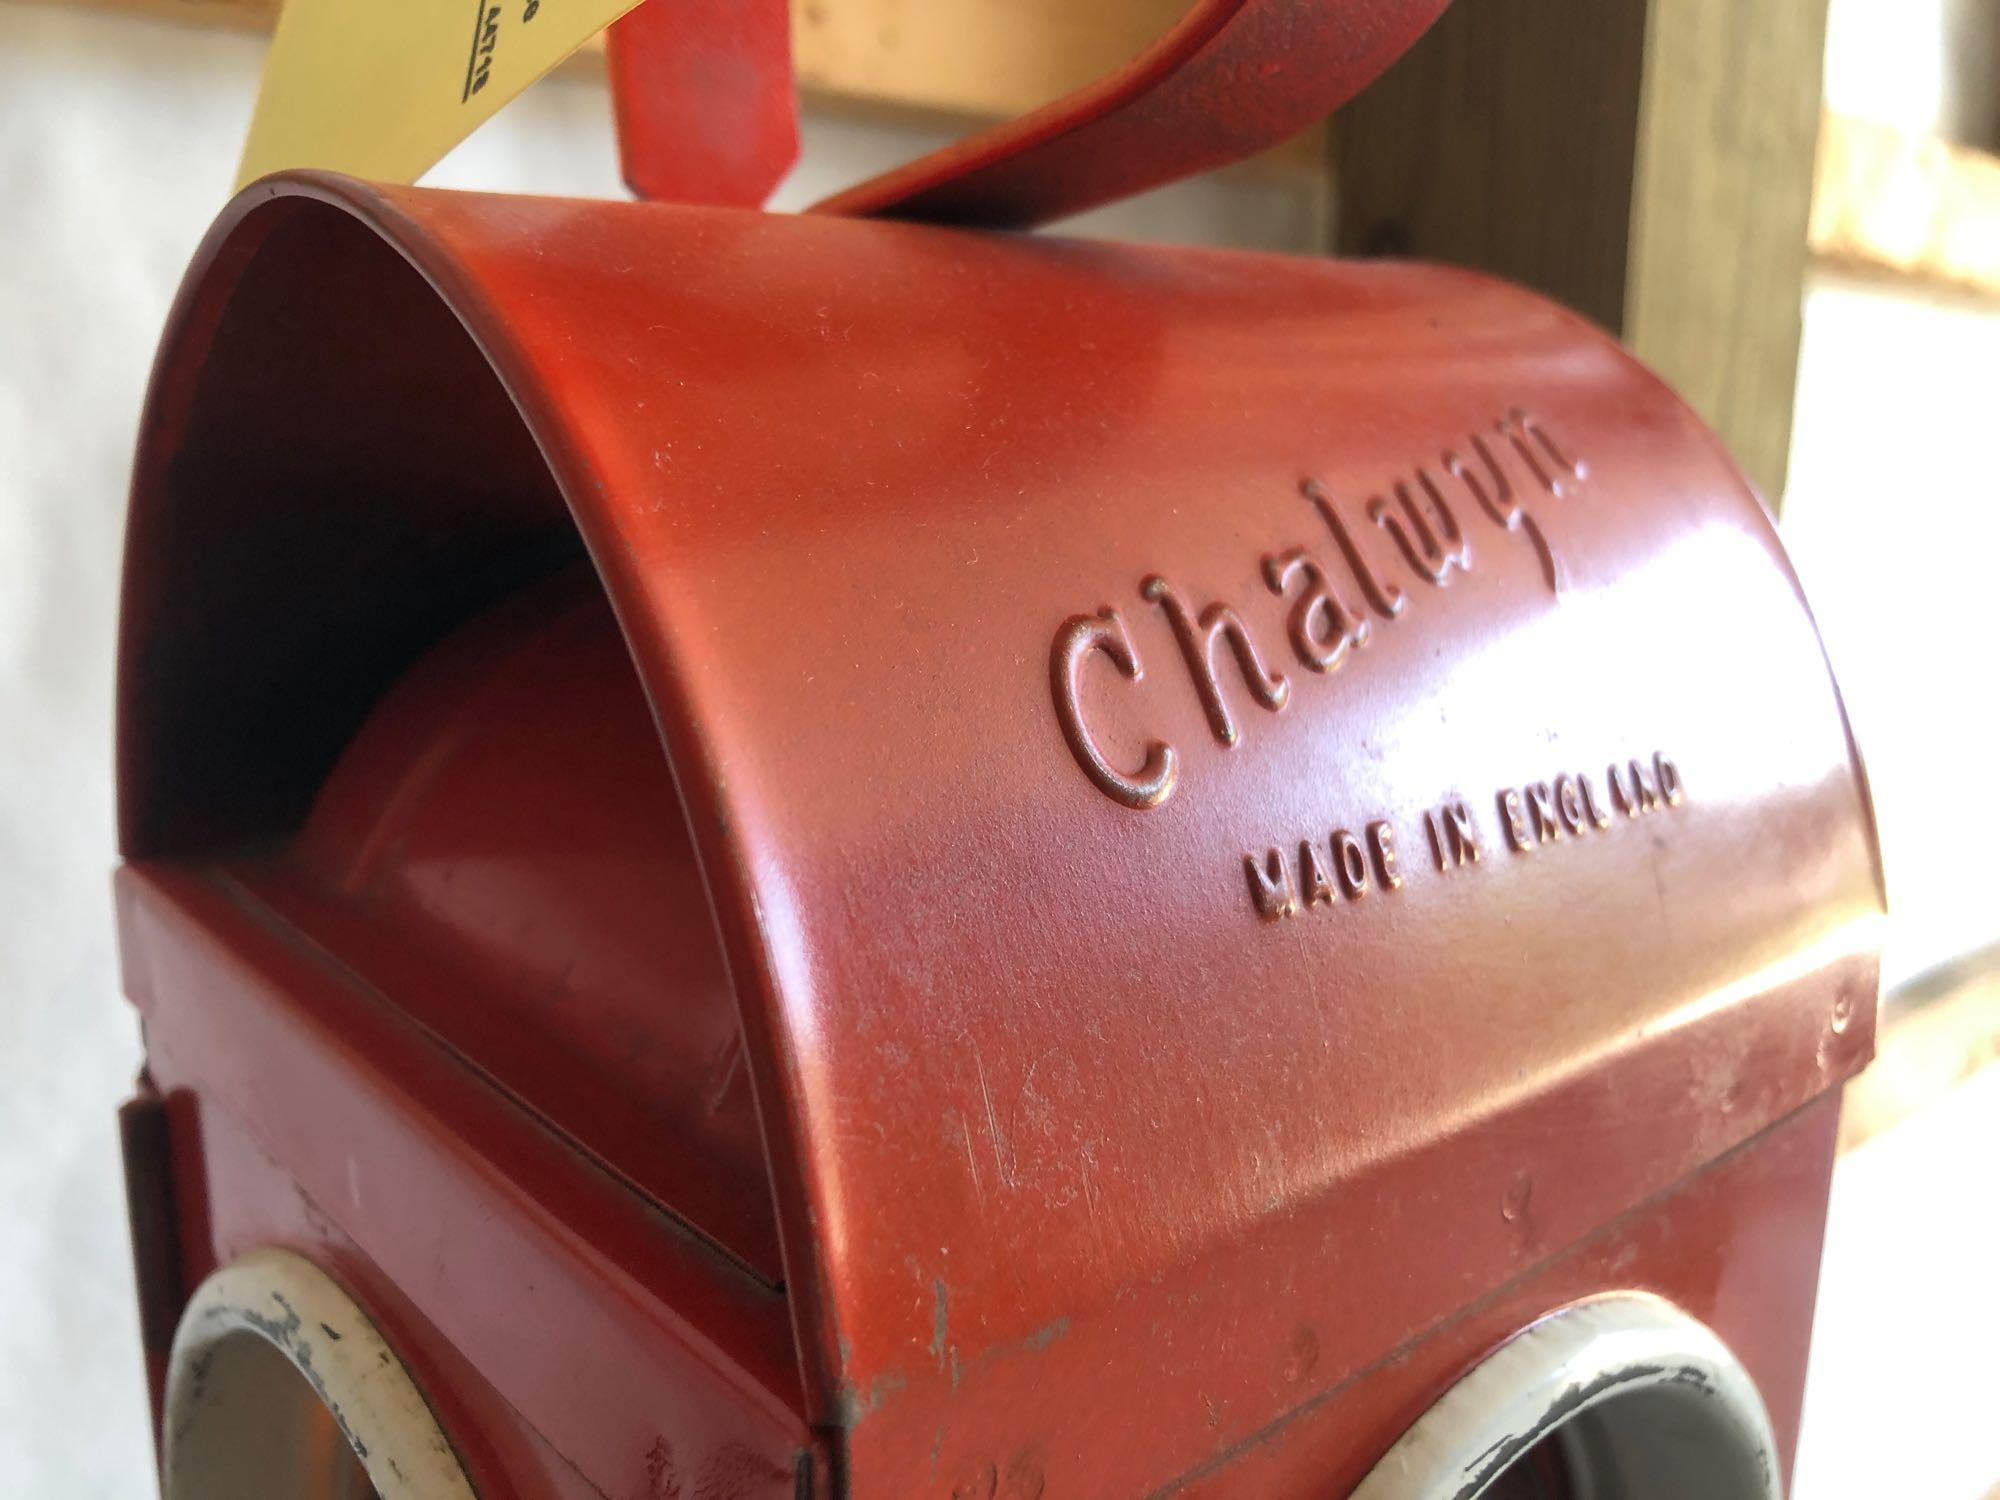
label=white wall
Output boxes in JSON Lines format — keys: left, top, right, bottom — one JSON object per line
{"left": 1795, "top": 1063, "right": 2000, "bottom": 1500}
{"left": 1824, "top": 0, "right": 1998, "bottom": 146}
{"left": 1776, "top": 84, "right": 2000, "bottom": 1490}
{"left": 1784, "top": 0, "right": 2000, "bottom": 1004}
{"left": 1782, "top": 272, "right": 2000, "bottom": 992}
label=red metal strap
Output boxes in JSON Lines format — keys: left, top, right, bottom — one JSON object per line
{"left": 608, "top": 0, "right": 1447, "bottom": 226}
{"left": 815, "top": 0, "right": 1451, "bottom": 228}
{"left": 606, "top": 0, "right": 799, "bottom": 209}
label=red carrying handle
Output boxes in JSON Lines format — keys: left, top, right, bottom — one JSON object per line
{"left": 609, "top": 0, "right": 1450, "bottom": 229}
{"left": 606, "top": 0, "right": 800, "bottom": 210}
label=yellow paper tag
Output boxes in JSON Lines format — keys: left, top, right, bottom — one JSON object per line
{"left": 237, "top": 0, "right": 646, "bottom": 189}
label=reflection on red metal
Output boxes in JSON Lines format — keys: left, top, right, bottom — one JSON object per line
{"left": 606, "top": 0, "right": 797, "bottom": 207}
{"left": 114, "top": 172, "right": 1882, "bottom": 1495}
{"left": 815, "top": 0, "right": 1452, "bottom": 226}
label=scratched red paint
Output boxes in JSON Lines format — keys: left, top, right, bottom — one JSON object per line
{"left": 112, "top": 6, "right": 1879, "bottom": 1492}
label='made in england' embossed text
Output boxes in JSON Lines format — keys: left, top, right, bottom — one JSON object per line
{"left": 1245, "top": 753, "right": 1684, "bottom": 924}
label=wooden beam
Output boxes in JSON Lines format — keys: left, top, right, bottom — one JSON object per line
{"left": 1335, "top": 0, "right": 1830, "bottom": 509}
{"left": 35, "top": 0, "right": 2000, "bottom": 289}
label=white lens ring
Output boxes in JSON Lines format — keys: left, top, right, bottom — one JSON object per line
{"left": 1351, "top": 1293, "right": 1781, "bottom": 1500}
{"left": 163, "top": 1247, "right": 478, "bottom": 1499}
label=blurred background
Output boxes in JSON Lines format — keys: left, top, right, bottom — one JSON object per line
{"left": 1, "top": 0, "right": 1995, "bottom": 1493}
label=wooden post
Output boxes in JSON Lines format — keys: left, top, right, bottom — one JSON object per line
{"left": 1336, "top": 0, "right": 1832, "bottom": 509}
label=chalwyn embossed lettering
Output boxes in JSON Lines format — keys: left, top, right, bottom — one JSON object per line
{"left": 1496, "top": 407, "right": 1586, "bottom": 499}
{"left": 1263, "top": 547, "right": 1368, "bottom": 672}
{"left": 1369, "top": 470, "right": 1469, "bottom": 585}
{"left": 1447, "top": 435, "right": 1561, "bottom": 593}
{"left": 1049, "top": 410, "right": 1587, "bottom": 808}
{"left": 1049, "top": 607, "right": 1178, "bottom": 809}
{"left": 1305, "top": 478, "right": 1406, "bottom": 620}
{"left": 1141, "top": 575, "right": 1290, "bottom": 747}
